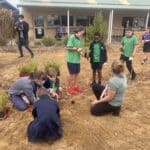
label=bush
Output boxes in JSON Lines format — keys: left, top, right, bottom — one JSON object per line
{"left": 18, "top": 59, "right": 38, "bottom": 75}
{"left": 63, "top": 36, "right": 68, "bottom": 46}
{"left": 42, "top": 37, "right": 55, "bottom": 46}
{"left": 0, "top": 93, "right": 8, "bottom": 112}
{"left": 44, "top": 61, "right": 60, "bottom": 76}
{"left": 86, "top": 12, "right": 107, "bottom": 42}
{"left": 0, "top": 8, "right": 13, "bottom": 46}
{"left": 34, "top": 40, "right": 42, "bottom": 46}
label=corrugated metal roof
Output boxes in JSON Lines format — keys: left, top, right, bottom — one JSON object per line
{"left": 18, "top": 0, "right": 150, "bottom": 10}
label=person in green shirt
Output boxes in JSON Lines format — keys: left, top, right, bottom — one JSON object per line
{"left": 66, "top": 26, "right": 84, "bottom": 94}
{"left": 89, "top": 32, "right": 107, "bottom": 85}
{"left": 120, "top": 28, "right": 138, "bottom": 80}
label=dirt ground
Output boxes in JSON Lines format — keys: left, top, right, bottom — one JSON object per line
{"left": 0, "top": 44, "right": 150, "bottom": 150}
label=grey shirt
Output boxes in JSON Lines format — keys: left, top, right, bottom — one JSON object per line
{"left": 108, "top": 75, "right": 127, "bottom": 107}
{"left": 8, "top": 77, "right": 36, "bottom": 103}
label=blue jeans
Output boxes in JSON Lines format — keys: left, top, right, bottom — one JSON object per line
{"left": 9, "top": 95, "right": 28, "bottom": 111}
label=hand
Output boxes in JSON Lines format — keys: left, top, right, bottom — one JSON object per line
{"left": 91, "top": 100, "right": 99, "bottom": 106}
{"left": 129, "top": 56, "right": 133, "bottom": 61}
{"left": 77, "top": 48, "right": 82, "bottom": 52}
{"left": 52, "top": 92, "right": 58, "bottom": 100}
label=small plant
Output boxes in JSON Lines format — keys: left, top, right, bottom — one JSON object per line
{"left": 0, "top": 93, "right": 8, "bottom": 112}
{"left": 42, "top": 37, "right": 55, "bottom": 46}
{"left": 44, "top": 61, "right": 60, "bottom": 76}
{"left": 34, "top": 40, "right": 42, "bottom": 46}
{"left": 18, "top": 59, "right": 38, "bottom": 76}
{"left": 86, "top": 12, "right": 107, "bottom": 42}
{"left": 63, "top": 36, "right": 68, "bottom": 46}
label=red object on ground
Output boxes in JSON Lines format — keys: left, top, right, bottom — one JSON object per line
{"left": 19, "top": 73, "right": 29, "bottom": 77}
{"left": 74, "top": 84, "right": 84, "bottom": 93}
{"left": 68, "top": 86, "right": 76, "bottom": 95}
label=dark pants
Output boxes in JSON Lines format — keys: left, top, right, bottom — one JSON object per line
{"left": 91, "top": 62, "right": 103, "bottom": 83}
{"left": 91, "top": 83, "right": 121, "bottom": 116}
{"left": 18, "top": 39, "right": 34, "bottom": 57}
{"left": 120, "top": 55, "right": 136, "bottom": 79}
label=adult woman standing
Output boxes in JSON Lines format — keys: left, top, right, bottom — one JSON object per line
{"left": 91, "top": 60, "right": 127, "bottom": 116}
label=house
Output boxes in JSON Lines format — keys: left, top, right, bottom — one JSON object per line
{"left": 18, "top": 0, "right": 150, "bottom": 43}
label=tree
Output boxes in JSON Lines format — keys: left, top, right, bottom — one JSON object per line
{"left": 0, "top": 8, "right": 14, "bottom": 46}
{"left": 86, "top": 12, "right": 107, "bottom": 42}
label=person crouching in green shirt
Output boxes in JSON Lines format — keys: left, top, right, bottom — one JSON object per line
{"left": 89, "top": 32, "right": 107, "bottom": 85}
{"left": 66, "top": 26, "right": 85, "bottom": 94}
{"left": 120, "top": 28, "right": 138, "bottom": 80}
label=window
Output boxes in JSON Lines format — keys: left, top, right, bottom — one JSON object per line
{"left": 47, "top": 14, "right": 60, "bottom": 26}
{"left": 122, "top": 17, "right": 133, "bottom": 28}
{"left": 76, "top": 16, "right": 89, "bottom": 26}
{"left": 89, "top": 16, "right": 94, "bottom": 25}
{"left": 122, "top": 17, "right": 145, "bottom": 28}
{"left": 61, "top": 16, "right": 73, "bottom": 26}
{"left": 133, "top": 17, "right": 145, "bottom": 28}
{"left": 34, "top": 16, "right": 44, "bottom": 27}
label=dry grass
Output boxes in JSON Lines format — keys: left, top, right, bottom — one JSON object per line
{"left": 0, "top": 44, "right": 150, "bottom": 150}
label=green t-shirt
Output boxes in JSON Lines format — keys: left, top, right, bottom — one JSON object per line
{"left": 66, "top": 34, "right": 82, "bottom": 64}
{"left": 108, "top": 75, "right": 127, "bottom": 107}
{"left": 93, "top": 43, "right": 101, "bottom": 62}
{"left": 121, "top": 35, "right": 138, "bottom": 57}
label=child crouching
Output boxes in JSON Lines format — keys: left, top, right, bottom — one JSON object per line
{"left": 43, "top": 67, "right": 62, "bottom": 100}
{"left": 27, "top": 87, "right": 62, "bottom": 142}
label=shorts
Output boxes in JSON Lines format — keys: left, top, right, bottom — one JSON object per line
{"left": 91, "top": 62, "right": 103, "bottom": 70}
{"left": 143, "top": 42, "right": 150, "bottom": 52}
{"left": 120, "top": 55, "right": 130, "bottom": 62}
{"left": 67, "top": 63, "right": 80, "bottom": 74}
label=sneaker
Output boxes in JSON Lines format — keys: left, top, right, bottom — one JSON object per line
{"left": 74, "top": 84, "right": 84, "bottom": 93}
{"left": 68, "top": 86, "right": 76, "bottom": 94}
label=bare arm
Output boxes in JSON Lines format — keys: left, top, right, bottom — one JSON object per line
{"left": 91, "top": 89, "right": 116, "bottom": 105}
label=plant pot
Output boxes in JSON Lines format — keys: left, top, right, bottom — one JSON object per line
{"left": 0, "top": 111, "right": 4, "bottom": 118}
{"left": 19, "top": 73, "right": 29, "bottom": 77}
{"left": 0, "top": 107, "right": 10, "bottom": 120}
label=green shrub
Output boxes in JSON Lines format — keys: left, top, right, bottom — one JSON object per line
{"left": 63, "top": 36, "right": 68, "bottom": 46}
{"left": 0, "top": 93, "right": 8, "bottom": 112}
{"left": 86, "top": 12, "right": 107, "bottom": 42}
{"left": 18, "top": 59, "right": 38, "bottom": 75}
{"left": 42, "top": 37, "right": 55, "bottom": 46}
{"left": 44, "top": 61, "right": 60, "bottom": 75}
{"left": 34, "top": 40, "right": 42, "bottom": 46}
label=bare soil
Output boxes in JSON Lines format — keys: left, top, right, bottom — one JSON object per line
{"left": 0, "top": 45, "right": 150, "bottom": 150}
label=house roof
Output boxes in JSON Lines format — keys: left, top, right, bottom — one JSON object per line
{"left": 18, "top": 0, "right": 150, "bottom": 10}
{"left": 0, "top": 0, "right": 18, "bottom": 10}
